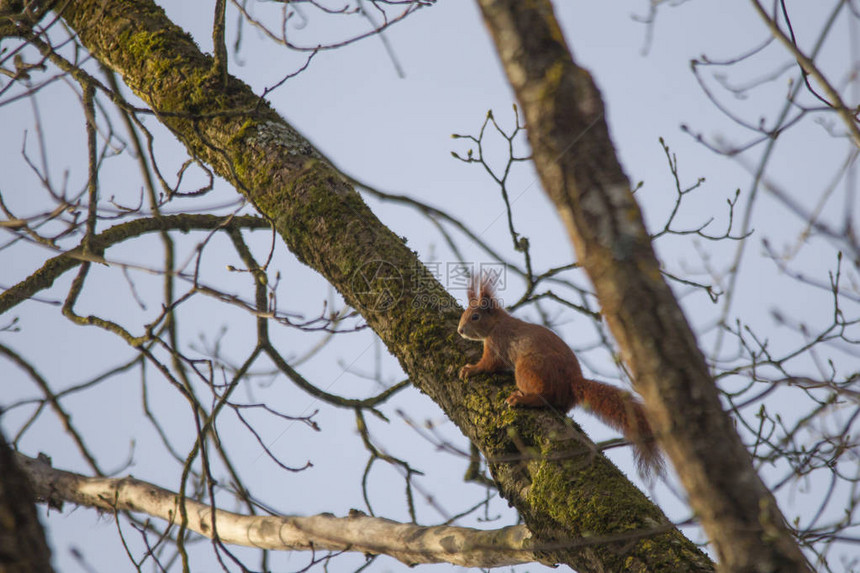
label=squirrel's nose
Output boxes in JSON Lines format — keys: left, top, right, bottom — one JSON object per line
{"left": 457, "top": 326, "right": 464, "bottom": 335}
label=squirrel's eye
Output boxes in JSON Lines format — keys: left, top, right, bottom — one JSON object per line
{"left": 471, "top": 313, "right": 480, "bottom": 321}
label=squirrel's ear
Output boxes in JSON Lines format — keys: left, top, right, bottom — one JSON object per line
{"left": 467, "top": 276, "right": 479, "bottom": 303}
{"left": 479, "top": 275, "right": 497, "bottom": 308}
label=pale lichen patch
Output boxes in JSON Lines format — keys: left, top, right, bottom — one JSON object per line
{"left": 249, "top": 121, "right": 319, "bottom": 158}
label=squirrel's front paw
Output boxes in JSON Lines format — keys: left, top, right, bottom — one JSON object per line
{"left": 505, "top": 390, "right": 524, "bottom": 406}
{"left": 459, "top": 364, "right": 476, "bottom": 380}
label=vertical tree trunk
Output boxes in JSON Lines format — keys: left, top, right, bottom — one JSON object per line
{"left": 474, "top": 1, "right": 812, "bottom": 571}
{"left": 0, "top": 430, "right": 55, "bottom": 573}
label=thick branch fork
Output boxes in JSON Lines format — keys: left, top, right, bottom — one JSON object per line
{"left": 16, "top": 453, "right": 535, "bottom": 567}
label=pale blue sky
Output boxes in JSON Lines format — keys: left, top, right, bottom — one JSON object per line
{"left": 1, "top": 1, "right": 857, "bottom": 571}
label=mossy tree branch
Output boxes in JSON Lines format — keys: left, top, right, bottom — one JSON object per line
{"left": 32, "top": 0, "right": 714, "bottom": 570}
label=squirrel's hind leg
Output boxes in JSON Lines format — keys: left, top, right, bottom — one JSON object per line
{"left": 509, "top": 355, "right": 572, "bottom": 410}
{"left": 506, "top": 390, "right": 552, "bottom": 408}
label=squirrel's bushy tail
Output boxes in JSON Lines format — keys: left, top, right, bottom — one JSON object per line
{"left": 575, "top": 379, "right": 664, "bottom": 479}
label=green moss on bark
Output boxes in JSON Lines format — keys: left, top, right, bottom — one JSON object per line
{"left": 55, "top": 1, "right": 716, "bottom": 570}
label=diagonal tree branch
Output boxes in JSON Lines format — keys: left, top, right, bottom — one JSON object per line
{"left": 749, "top": 0, "right": 860, "bottom": 149}
{"left": 30, "top": 0, "right": 713, "bottom": 570}
{"left": 0, "top": 214, "right": 269, "bottom": 315}
{"left": 473, "top": 0, "right": 812, "bottom": 571}
{"left": 15, "top": 452, "right": 535, "bottom": 568}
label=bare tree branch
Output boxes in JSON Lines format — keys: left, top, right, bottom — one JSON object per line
{"left": 749, "top": 0, "right": 860, "bottom": 148}
{"left": 15, "top": 452, "right": 537, "bottom": 568}
{"left": 0, "top": 214, "right": 269, "bottom": 315}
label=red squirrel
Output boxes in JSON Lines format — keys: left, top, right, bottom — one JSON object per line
{"left": 457, "top": 276, "right": 663, "bottom": 477}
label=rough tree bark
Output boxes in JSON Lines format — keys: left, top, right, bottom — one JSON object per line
{"left": 3, "top": 0, "right": 717, "bottom": 570}
{"left": 474, "top": 1, "right": 813, "bottom": 571}
{"left": 0, "top": 431, "right": 54, "bottom": 573}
